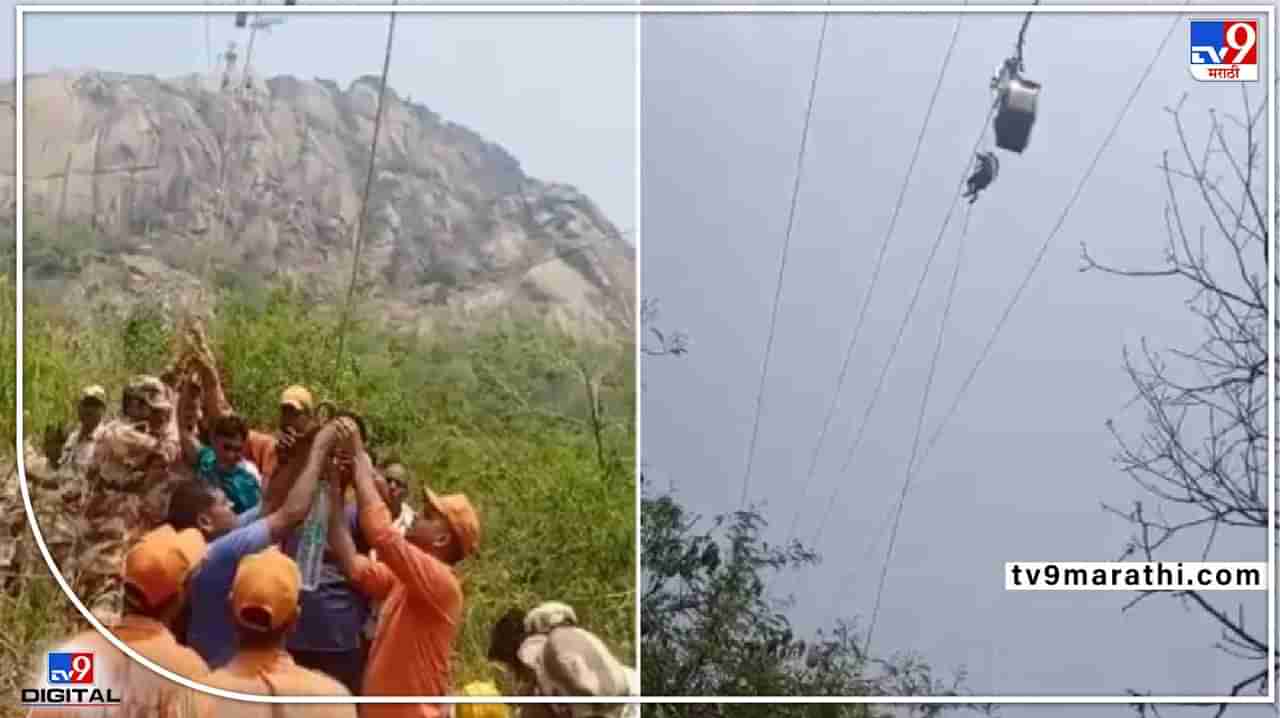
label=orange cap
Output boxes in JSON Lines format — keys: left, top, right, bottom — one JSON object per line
{"left": 426, "top": 490, "right": 480, "bottom": 561}
{"left": 230, "top": 547, "right": 301, "bottom": 633}
{"left": 123, "top": 525, "right": 208, "bottom": 610}
{"left": 279, "top": 385, "right": 315, "bottom": 412}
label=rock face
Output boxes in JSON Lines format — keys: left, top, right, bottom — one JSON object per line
{"left": 1, "top": 70, "right": 634, "bottom": 337}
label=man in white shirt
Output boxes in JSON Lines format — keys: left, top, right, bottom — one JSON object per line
{"left": 383, "top": 462, "right": 418, "bottom": 537}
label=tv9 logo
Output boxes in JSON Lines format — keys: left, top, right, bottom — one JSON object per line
{"left": 1190, "top": 19, "right": 1260, "bottom": 81}
{"left": 48, "top": 652, "right": 95, "bottom": 685}
{"left": 22, "top": 651, "right": 121, "bottom": 707}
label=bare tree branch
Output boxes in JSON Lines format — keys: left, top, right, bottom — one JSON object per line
{"left": 1083, "top": 90, "right": 1272, "bottom": 705}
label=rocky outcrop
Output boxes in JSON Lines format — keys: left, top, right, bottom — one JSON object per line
{"left": 1, "top": 70, "right": 634, "bottom": 337}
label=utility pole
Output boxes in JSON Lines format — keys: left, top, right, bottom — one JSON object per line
{"left": 241, "top": 11, "right": 285, "bottom": 93}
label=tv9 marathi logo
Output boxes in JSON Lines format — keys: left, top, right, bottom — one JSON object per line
{"left": 1190, "top": 19, "right": 1260, "bottom": 81}
{"left": 20, "top": 652, "right": 122, "bottom": 707}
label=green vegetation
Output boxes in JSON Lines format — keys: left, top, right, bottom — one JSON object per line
{"left": 641, "top": 485, "right": 985, "bottom": 716}
{"left": 22, "top": 221, "right": 98, "bottom": 279}
{"left": 0, "top": 272, "right": 15, "bottom": 447}
{"left": 14, "top": 220, "right": 635, "bottom": 696}
{"left": 0, "top": 227, "right": 63, "bottom": 717}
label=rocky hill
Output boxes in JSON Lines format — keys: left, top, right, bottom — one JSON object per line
{"left": 0, "top": 70, "right": 634, "bottom": 338}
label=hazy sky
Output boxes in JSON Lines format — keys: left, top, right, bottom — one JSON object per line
{"left": 642, "top": 2, "right": 1273, "bottom": 711}
{"left": 12, "top": 2, "right": 638, "bottom": 234}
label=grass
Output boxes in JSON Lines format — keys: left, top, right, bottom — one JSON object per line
{"left": 0, "top": 269, "right": 84, "bottom": 718}
{"left": 9, "top": 227, "right": 636, "bottom": 700}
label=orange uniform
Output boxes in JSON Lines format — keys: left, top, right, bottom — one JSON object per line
{"left": 351, "top": 503, "right": 463, "bottom": 718}
{"left": 201, "top": 648, "right": 354, "bottom": 717}
{"left": 27, "top": 525, "right": 211, "bottom": 718}
{"left": 200, "top": 546, "right": 356, "bottom": 716}
{"left": 26, "top": 618, "right": 210, "bottom": 718}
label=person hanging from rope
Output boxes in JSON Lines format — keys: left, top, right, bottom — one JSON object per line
{"left": 991, "top": 56, "right": 1022, "bottom": 92}
{"left": 962, "top": 151, "right": 1000, "bottom": 205}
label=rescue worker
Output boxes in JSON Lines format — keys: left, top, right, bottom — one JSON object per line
{"left": 327, "top": 423, "right": 481, "bottom": 717}
{"left": 199, "top": 547, "right": 357, "bottom": 714}
{"left": 283, "top": 416, "right": 372, "bottom": 695}
{"left": 962, "top": 151, "right": 999, "bottom": 204}
{"left": 34, "top": 385, "right": 112, "bottom": 577}
{"left": 360, "top": 458, "right": 417, "bottom": 654}
{"left": 80, "top": 376, "right": 181, "bottom": 625}
{"left": 513, "top": 617, "right": 639, "bottom": 718}
{"left": 3, "top": 444, "right": 84, "bottom": 588}
{"left": 58, "top": 385, "right": 109, "bottom": 480}
{"left": 169, "top": 415, "right": 344, "bottom": 670}
{"left": 0, "top": 462, "right": 30, "bottom": 589}
{"left": 27, "top": 525, "right": 212, "bottom": 718}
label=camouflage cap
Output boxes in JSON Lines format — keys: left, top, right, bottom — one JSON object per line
{"left": 123, "top": 376, "right": 173, "bottom": 412}
{"left": 80, "top": 385, "right": 107, "bottom": 405}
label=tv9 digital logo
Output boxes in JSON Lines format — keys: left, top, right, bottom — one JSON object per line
{"left": 21, "top": 651, "right": 121, "bottom": 707}
{"left": 48, "top": 652, "right": 95, "bottom": 684}
{"left": 1190, "top": 19, "right": 1260, "bottom": 81}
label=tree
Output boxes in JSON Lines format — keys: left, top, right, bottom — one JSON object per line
{"left": 641, "top": 298, "right": 689, "bottom": 358}
{"left": 1081, "top": 90, "right": 1274, "bottom": 712}
{"left": 640, "top": 303, "right": 989, "bottom": 716}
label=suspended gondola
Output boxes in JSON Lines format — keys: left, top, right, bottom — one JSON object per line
{"left": 991, "top": 56, "right": 1041, "bottom": 154}
{"left": 989, "top": 1, "right": 1042, "bottom": 155}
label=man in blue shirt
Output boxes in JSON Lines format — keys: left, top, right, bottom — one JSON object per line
{"left": 284, "top": 505, "right": 371, "bottom": 695}
{"left": 283, "top": 415, "right": 373, "bottom": 695}
{"left": 166, "top": 418, "right": 348, "bottom": 668}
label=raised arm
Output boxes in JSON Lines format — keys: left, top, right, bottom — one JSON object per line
{"left": 350, "top": 443, "right": 457, "bottom": 611}
{"left": 351, "top": 449, "right": 384, "bottom": 525}
{"left": 262, "top": 422, "right": 340, "bottom": 542}
{"left": 188, "top": 326, "right": 233, "bottom": 423}
{"left": 176, "top": 380, "right": 203, "bottom": 468}
{"left": 326, "top": 442, "right": 395, "bottom": 600}
{"left": 327, "top": 481, "right": 359, "bottom": 577}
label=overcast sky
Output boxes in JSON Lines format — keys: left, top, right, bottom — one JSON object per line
{"left": 11, "top": 3, "right": 637, "bottom": 234}
{"left": 641, "top": 2, "right": 1273, "bottom": 712}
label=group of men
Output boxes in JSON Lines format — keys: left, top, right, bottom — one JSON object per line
{"left": 18, "top": 325, "right": 638, "bottom": 717}
{"left": 23, "top": 323, "right": 488, "bottom": 715}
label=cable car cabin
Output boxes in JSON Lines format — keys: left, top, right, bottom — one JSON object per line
{"left": 994, "top": 76, "right": 1040, "bottom": 153}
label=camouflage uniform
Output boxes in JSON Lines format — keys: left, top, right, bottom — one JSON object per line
{"left": 79, "top": 376, "right": 180, "bottom": 625}
{"left": 30, "top": 440, "right": 90, "bottom": 577}
{"left": 59, "top": 422, "right": 107, "bottom": 483}
{"left": 0, "top": 387, "right": 109, "bottom": 597}
{"left": 0, "top": 448, "right": 86, "bottom": 595}
{"left": 0, "top": 460, "right": 26, "bottom": 591}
